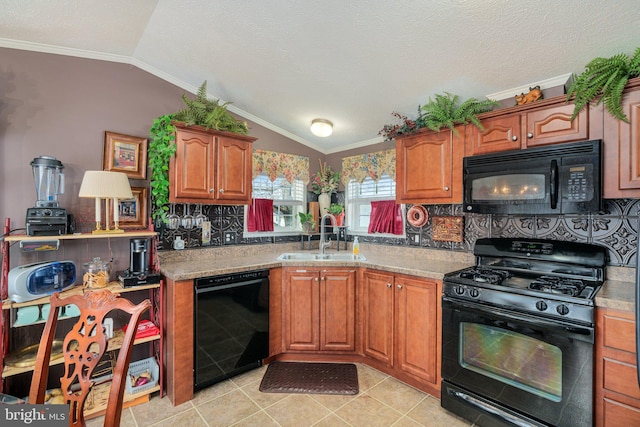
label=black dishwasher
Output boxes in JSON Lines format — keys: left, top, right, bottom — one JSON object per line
{"left": 194, "top": 270, "right": 269, "bottom": 391}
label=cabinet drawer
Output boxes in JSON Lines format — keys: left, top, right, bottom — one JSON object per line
{"left": 602, "top": 312, "right": 636, "bottom": 354}
{"left": 603, "top": 358, "right": 640, "bottom": 399}
{"left": 603, "top": 398, "right": 640, "bottom": 426}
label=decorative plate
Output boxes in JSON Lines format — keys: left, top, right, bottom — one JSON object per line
{"left": 407, "top": 205, "right": 429, "bottom": 228}
{"left": 5, "top": 340, "right": 64, "bottom": 368}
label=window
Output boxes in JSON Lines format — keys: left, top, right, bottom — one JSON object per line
{"left": 346, "top": 174, "right": 404, "bottom": 236}
{"left": 245, "top": 173, "right": 306, "bottom": 235}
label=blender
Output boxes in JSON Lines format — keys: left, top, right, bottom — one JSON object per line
{"left": 26, "top": 156, "right": 68, "bottom": 236}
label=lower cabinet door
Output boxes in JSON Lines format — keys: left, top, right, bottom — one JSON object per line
{"left": 362, "top": 271, "right": 394, "bottom": 365}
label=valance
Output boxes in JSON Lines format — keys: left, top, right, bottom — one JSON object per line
{"left": 340, "top": 149, "right": 396, "bottom": 185}
{"left": 252, "top": 149, "right": 310, "bottom": 184}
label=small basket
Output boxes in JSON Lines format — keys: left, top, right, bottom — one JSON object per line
{"left": 125, "top": 357, "right": 159, "bottom": 395}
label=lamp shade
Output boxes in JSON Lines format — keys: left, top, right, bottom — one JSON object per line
{"left": 310, "top": 119, "right": 333, "bottom": 137}
{"left": 79, "top": 171, "right": 133, "bottom": 199}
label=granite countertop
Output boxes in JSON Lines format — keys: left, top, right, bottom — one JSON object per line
{"left": 158, "top": 243, "right": 636, "bottom": 312}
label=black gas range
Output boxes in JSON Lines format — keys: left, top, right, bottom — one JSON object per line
{"left": 443, "top": 237, "right": 606, "bottom": 326}
{"left": 441, "top": 237, "right": 607, "bottom": 427}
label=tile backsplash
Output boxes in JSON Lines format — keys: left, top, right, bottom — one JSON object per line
{"left": 158, "top": 198, "right": 639, "bottom": 267}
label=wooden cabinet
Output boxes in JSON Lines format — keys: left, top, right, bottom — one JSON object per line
{"left": 595, "top": 308, "right": 640, "bottom": 426}
{"left": 603, "top": 78, "right": 640, "bottom": 198}
{"left": 396, "top": 126, "right": 464, "bottom": 204}
{"left": 466, "top": 100, "right": 593, "bottom": 156}
{"left": 170, "top": 123, "right": 255, "bottom": 204}
{"left": 283, "top": 268, "right": 356, "bottom": 352}
{"left": 362, "top": 270, "right": 441, "bottom": 392}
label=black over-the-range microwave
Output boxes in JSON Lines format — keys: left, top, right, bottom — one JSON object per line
{"left": 463, "top": 139, "right": 602, "bottom": 215}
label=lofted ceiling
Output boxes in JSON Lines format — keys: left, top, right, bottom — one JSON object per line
{"left": 1, "top": 1, "right": 639, "bottom": 154}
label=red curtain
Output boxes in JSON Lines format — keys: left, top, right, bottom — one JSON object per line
{"left": 247, "top": 198, "right": 274, "bottom": 232}
{"left": 368, "top": 200, "right": 403, "bottom": 235}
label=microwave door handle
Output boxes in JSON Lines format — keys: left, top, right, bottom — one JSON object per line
{"left": 550, "top": 159, "right": 559, "bottom": 209}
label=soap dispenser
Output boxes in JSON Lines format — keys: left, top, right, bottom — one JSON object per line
{"left": 353, "top": 236, "right": 360, "bottom": 255}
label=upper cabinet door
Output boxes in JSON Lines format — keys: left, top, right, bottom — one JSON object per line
{"left": 215, "top": 136, "right": 252, "bottom": 204}
{"left": 524, "top": 103, "right": 588, "bottom": 147}
{"left": 396, "top": 127, "right": 463, "bottom": 204}
{"left": 603, "top": 83, "right": 640, "bottom": 198}
{"left": 171, "top": 128, "right": 214, "bottom": 201}
{"left": 465, "top": 115, "right": 521, "bottom": 155}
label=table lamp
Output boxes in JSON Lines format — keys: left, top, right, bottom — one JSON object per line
{"left": 79, "top": 171, "right": 133, "bottom": 233}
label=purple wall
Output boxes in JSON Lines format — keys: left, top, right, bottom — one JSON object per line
{"left": 0, "top": 48, "right": 324, "bottom": 269}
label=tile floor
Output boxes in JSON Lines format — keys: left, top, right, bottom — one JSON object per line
{"left": 87, "top": 363, "right": 473, "bottom": 427}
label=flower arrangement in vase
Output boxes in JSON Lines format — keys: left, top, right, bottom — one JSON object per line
{"left": 312, "top": 160, "right": 340, "bottom": 215}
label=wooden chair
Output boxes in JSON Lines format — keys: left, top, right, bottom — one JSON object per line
{"left": 29, "top": 289, "right": 152, "bottom": 427}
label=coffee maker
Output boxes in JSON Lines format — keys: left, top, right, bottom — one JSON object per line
{"left": 26, "top": 156, "right": 68, "bottom": 236}
{"left": 118, "top": 238, "right": 161, "bottom": 287}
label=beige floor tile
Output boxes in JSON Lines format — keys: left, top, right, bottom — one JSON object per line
{"left": 335, "top": 393, "right": 404, "bottom": 427}
{"left": 367, "top": 377, "right": 427, "bottom": 414}
{"left": 391, "top": 415, "right": 425, "bottom": 427}
{"left": 356, "top": 364, "right": 390, "bottom": 392}
{"left": 230, "top": 409, "right": 280, "bottom": 427}
{"left": 264, "top": 394, "right": 331, "bottom": 427}
{"left": 150, "top": 408, "right": 207, "bottom": 427}
{"left": 195, "top": 389, "right": 261, "bottom": 427}
{"left": 129, "top": 393, "right": 194, "bottom": 426}
{"left": 191, "top": 379, "right": 238, "bottom": 406}
{"left": 231, "top": 365, "right": 269, "bottom": 388}
{"left": 241, "top": 379, "right": 289, "bottom": 408}
{"left": 406, "top": 396, "right": 471, "bottom": 427}
{"left": 312, "top": 414, "right": 352, "bottom": 427}
{"left": 309, "top": 391, "right": 357, "bottom": 411}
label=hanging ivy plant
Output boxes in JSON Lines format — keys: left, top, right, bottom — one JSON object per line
{"left": 148, "top": 114, "right": 176, "bottom": 224}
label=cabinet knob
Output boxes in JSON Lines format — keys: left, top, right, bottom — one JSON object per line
{"left": 511, "top": 135, "right": 518, "bottom": 141}
{"left": 315, "top": 277, "right": 319, "bottom": 282}
{"left": 386, "top": 283, "right": 392, "bottom": 288}
{"left": 527, "top": 132, "right": 534, "bottom": 139}
{"left": 219, "top": 188, "right": 224, "bottom": 194}
{"left": 397, "top": 284, "right": 403, "bottom": 290}
{"left": 209, "top": 188, "right": 214, "bottom": 193}
{"left": 443, "top": 186, "right": 449, "bottom": 191}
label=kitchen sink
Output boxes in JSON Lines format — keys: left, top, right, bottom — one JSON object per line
{"left": 277, "top": 252, "right": 366, "bottom": 261}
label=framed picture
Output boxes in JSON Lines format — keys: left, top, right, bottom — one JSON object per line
{"left": 117, "top": 187, "right": 148, "bottom": 229}
{"left": 103, "top": 131, "right": 148, "bottom": 179}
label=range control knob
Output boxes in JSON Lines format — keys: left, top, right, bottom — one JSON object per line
{"left": 43, "top": 209, "right": 52, "bottom": 216}
{"left": 535, "top": 301, "right": 548, "bottom": 311}
{"left": 469, "top": 288, "right": 480, "bottom": 298}
{"left": 455, "top": 286, "right": 465, "bottom": 296}
{"left": 556, "top": 304, "right": 570, "bottom": 316}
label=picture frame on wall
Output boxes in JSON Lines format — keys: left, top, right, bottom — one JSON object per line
{"left": 103, "top": 131, "right": 148, "bottom": 179}
{"left": 118, "top": 186, "right": 148, "bottom": 229}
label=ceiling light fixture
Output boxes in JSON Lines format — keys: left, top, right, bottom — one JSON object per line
{"left": 310, "top": 119, "right": 333, "bottom": 137}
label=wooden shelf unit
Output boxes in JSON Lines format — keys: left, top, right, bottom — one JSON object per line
{"left": 0, "top": 224, "right": 163, "bottom": 410}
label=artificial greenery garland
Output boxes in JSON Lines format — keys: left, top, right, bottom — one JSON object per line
{"left": 148, "top": 114, "right": 176, "bottom": 223}
{"left": 567, "top": 47, "right": 640, "bottom": 122}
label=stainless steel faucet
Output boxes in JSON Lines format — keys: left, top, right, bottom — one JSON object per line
{"left": 319, "top": 213, "right": 337, "bottom": 255}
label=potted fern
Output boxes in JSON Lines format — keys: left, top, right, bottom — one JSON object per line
{"left": 379, "top": 93, "right": 497, "bottom": 140}
{"left": 566, "top": 47, "right": 640, "bottom": 122}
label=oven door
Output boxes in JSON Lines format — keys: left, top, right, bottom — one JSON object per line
{"left": 441, "top": 297, "right": 594, "bottom": 427}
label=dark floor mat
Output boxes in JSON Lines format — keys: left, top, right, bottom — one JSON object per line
{"left": 259, "top": 361, "right": 359, "bottom": 395}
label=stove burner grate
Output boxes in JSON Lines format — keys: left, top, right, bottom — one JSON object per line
{"left": 528, "top": 276, "right": 585, "bottom": 297}
{"left": 459, "top": 267, "right": 511, "bottom": 285}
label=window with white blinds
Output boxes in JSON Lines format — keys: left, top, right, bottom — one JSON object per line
{"left": 346, "top": 174, "right": 404, "bottom": 235}
{"left": 245, "top": 173, "right": 307, "bottom": 234}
